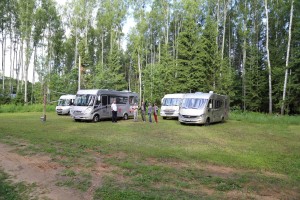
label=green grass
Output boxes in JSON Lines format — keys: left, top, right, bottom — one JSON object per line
{"left": 0, "top": 169, "right": 37, "bottom": 200}
{"left": 56, "top": 169, "right": 92, "bottom": 192}
{"left": 0, "top": 111, "right": 299, "bottom": 199}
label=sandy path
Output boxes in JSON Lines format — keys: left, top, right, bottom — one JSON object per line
{"left": 0, "top": 142, "right": 98, "bottom": 200}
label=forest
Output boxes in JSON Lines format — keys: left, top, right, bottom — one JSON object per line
{"left": 0, "top": 0, "right": 299, "bottom": 114}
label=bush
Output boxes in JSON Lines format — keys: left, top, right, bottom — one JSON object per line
{"left": 0, "top": 104, "right": 56, "bottom": 113}
{"left": 230, "top": 110, "right": 300, "bottom": 125}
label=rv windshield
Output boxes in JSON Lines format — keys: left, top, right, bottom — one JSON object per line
{"left": 57, "top": 99, "right": 72, "bottom": 106}
{"left": 181, "top": 98, "right": 208, "bottom": 109}
{"left": 74, "top": 95, "right": 95, "bottom": 106}
{"left": 162, "top": 98, "right": 182, "bottom": 106}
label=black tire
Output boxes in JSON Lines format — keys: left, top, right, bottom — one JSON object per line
{"left": 93, "top": 115, "right": 99, "bottom": 122}
{"left": 74, "top": 119, "right": 81, "bottom": 122}
{"left": 123, "top": 113, "right": 128, "bottom": 120}
{"left": 205, "top": 118, "right": 210, "bottom": 126}
{"left": 163, "top": 117, "right": 167, "bottom": 119}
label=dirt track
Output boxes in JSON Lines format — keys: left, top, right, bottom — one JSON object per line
{"left": 0, "top": 142, "right": 99, "bottom": 200}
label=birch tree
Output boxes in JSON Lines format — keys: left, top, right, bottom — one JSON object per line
{"left": 264, "top": 0, "right": 272, "bottom": 114}
{"left": 281, "top": 0, "right": 294, "bottom": 115}
{"left": 18, "top": 0, "right": 36, "bottom": 104}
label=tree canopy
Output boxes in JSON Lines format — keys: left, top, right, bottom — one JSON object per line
{"left": 0, "top": 0, "right": 299, "bottom": 114}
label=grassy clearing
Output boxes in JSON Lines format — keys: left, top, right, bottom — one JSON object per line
{"left": 0, "top": 111, "right": 299, "bottom": 199}
{"left": 0, "top": 169, "right": 37, "bottom": 200}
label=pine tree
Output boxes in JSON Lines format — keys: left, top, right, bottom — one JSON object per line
{"left": 176, "top": 14, "right": 205, "bottom": 93}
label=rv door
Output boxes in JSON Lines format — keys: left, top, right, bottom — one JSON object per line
{"left": 101, "top": 95, "right": 110, "bottom": 118}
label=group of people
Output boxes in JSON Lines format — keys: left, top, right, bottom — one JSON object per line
{"left": 111, "top": 100, "right": 159, "bottom": 123}
{"left": 133, "top": 101, "right": 159, "bottom": 123}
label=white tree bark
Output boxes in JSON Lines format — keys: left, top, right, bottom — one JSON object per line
{"left": 264, "top": 0, "right": 272, "bottom": 114}
{"left": 281, "top": 0, "right": 294, "bottom": 115}
{"left": 138, "top": 51, "right": 142, "bottom": 103}
{"left": 242, "top": 23, "right": 247, "bottom": 111}
{"left": 221, "top": 0, "right": 230, "bottom": 60}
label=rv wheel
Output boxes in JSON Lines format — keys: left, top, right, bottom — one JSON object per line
{"left": 123, "top": 113, "right": 128, "bottom": 120}
{"left": 221, "top": 117, "right": 225, "bottom": 123}
{"left": 93, "top": 115, "right": 99, "bottom": 122}
{"left": 205, "top": 118, "right": 210, "bottom": 126}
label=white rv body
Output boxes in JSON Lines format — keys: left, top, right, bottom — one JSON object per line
{"left": 56, "top": 94, "right": 76, "bottom": 115}
{"left": 160, "top": 93, "right": 186, "bottom": 119}
{"left": 71, "top": 89, "right": 138, "bottom": 122}
{"left": 178, "top": 92, "right": 229, "bottom": 125}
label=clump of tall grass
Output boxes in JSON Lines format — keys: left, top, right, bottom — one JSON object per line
{"left": 0, "top": 169, "right": 34, "bottom": 199}
{"left": 0, "top": 104, "right": 55, "bottom": 113}
{"left": 230, "top": 110, "right": 300, "bottom": 125}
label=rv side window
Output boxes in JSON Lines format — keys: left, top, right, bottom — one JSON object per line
{"left": 102, "top": 96, "right": 108, "bottom": 106}
{"left": 96, "top": 96, "right": 101, "bottom": 105}
{"left": 129, "top": 96, "right": 133, "bottom": 104}
{"left": 116, "top": 96, "right": 128, "bottom": 104}
{"left": 109, "top": 96, "right": 114, "bottom": 104}
{"left": 208, "top": 99, "right": 213, "bottom": 109}
{"left": 215, "top": 100, "right": 222, "bottom": 109}
{"left": 129, "top": 96, "right": 138, "bottom": 105}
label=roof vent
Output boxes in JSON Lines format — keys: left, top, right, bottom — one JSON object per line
{"left": 209, "top": 91, "right": 214, "bottom": 94}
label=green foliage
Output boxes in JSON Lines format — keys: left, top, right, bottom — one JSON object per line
{"left": 106, "top": 43, "right": 127, "bottom": 90}
{"left": 0, "top": 104, "right": 55, "bottom": 113}
{"left": 1, "top": 0, "right": 300, "bottom": 115}
{"left": 244, "top": 46, "right": 268, "bottom": 112}
{"left": 230, "top": 110, "right": 300, "bottom": 125}
{"left": 176, "top": 13, "right": 205, "bottom": 93}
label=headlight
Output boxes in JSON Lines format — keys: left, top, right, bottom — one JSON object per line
{"left": 85, "top": 107, "right": 92, "bottom": 114}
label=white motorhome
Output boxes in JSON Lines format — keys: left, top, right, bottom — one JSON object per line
{"left": 160, "top": 93, "right": 186, "bottom": 119}
{"left": 56, "top": 94, "right": 76, "bottom": 115}
{"left": 71, "top": 89, "right": 138, "bottom": 122}
{"left": 178, "top": 91, "right": 229, "bottom": 125}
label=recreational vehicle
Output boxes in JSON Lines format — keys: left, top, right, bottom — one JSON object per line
{"left": 56, "top": 94, "right": 76, "bottom": 115}
{"left": 71, "top": 89, "right": 138, "bottom": 122}
{"left": 178, "top": 92, "right": 229, "bottom": 125}
{"left": 160, "top": 93, "right": 186, "bottom": 119}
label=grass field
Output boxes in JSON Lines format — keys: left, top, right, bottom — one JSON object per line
{"left": 0, "top": 111, "right": 299, "bottom": 199}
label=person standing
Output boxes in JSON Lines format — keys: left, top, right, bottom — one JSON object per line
{"left": 153, "top": 103, "right": 158, "bottom": 123}
{"left": 111, "top": 100, "right": 118, "bottom": 123}
{"left": 133, "top": 103, "right": 138, "bottom": 122}
{"left": 140, "top": 101, "right": 146, "bottom": 122}
{"left": 148, "top": 103, "right": 152, "bottom": 123}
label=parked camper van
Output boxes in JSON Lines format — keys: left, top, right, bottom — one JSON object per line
{"left": 56, "top": 94, "right": 76, "bottom": 115}
{"left": 178, "top": 92, "right": 229, "bottom": 125}
{"left": 160, "top": 93, "right": 185, "bottom": 119}
{"left": 71, "top": 89, "right": 138, "bottom": 122}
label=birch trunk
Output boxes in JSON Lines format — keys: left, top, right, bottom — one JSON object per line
{"left": 138, "top": 51, "right": 142, "bottom": 103}
{"left": 281, "top": 0, "right": 294, "bottom": 115}
{"left": 216, "top": 0, "right": 220, "bottom": 48}
{"left": 24, "top": 37, "right": 32, "bottom": 104}
{"left": 221, "top": 0, "right": 229, "bottom": 60}
{"left": 242, "top": 35, "right": 247, "bottom": 111}
{"left": 1, "top": 31, "right": 6, "bottom": 91}
{"left": 264, "top": 0, "right": 272, "bottom": 114}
